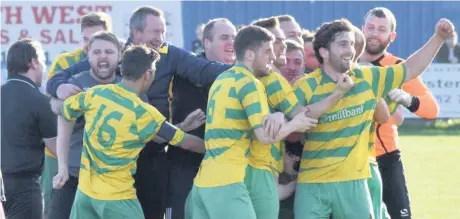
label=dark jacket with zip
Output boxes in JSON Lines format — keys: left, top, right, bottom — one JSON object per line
{"left": 169, "top": 52, "right": 209, "bottom": 167}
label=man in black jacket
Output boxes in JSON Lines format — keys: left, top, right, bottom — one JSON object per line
{"left": 168, "top": 18, "right": 236, "bottom": 219}
{"left": 46, "top": 7, "right": 232, "bottom": 219}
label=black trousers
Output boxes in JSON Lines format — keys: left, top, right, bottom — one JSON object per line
{"left": 135, "top": 151, "right": 170, "bottom": 219}
{"left": 3, "top": 176, "right": 43, "bottom": 219}
{"left": 167, "top": 163, "right": 199, "bottom": 219}
{"left": 377, "top": 150, "right": 412, "bottom": 219}
{"left": 279, "top": 193, "right": 295, "bottom": 219}
{"left": 48, "top": 175, "right": 78, "bottom": 219}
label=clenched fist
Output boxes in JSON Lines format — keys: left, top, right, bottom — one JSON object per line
{"left": 335, "top": 73, "right": 354, "bottom": 94}
{"left": 435, "top": 18, "right": 455, "bottom": 41}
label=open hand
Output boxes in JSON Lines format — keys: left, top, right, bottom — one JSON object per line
{"left": 180, "top": 109, "right": 206, "bottom": 132}
{"left": 56, "top": 84, "right": 82, "bottom": 100}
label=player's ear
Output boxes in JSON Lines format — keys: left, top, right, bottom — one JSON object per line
{"left": 143, "top": 70, "right": 150, "bottom": 81}
{"left": 245, "top": 49, "right": 255, "bottom": 62}
{"left": 30, "top": 58, "right": 40, "bottom": 70}
{"left": 204, "top": 38, "right": 211, "bottom": 50}
{"left": 319, "top": 47, "right": 328, "bottom": 61}
{"left": 390, "top": 31, "right": 397, "bottom": 43}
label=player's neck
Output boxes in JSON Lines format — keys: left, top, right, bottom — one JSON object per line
{"left": 120, "top": 79, "right": 143, "bottom": 95}
{"left": 359, "top": 51, "right": 387, "bottom": 63}
{"left": 322, "top": 64, "right": 343, "bottom": 82}
{"left": 236, "top": 61, "right": 254, "bottom": 73}
{"left": 19, "top": 71, "right": 39, "bottom": 85}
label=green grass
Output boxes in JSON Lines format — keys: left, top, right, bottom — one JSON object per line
{"left": 399, "top": 127, "right": 460, "bottom": 219}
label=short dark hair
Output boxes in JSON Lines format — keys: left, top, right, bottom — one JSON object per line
{"left": 7, "top": 39, "right": 43, "bottom": 76}
{"left": 302, "top": 29, "right": 314, "bottom": 43}
{"left": 313, "top": 19, "right": 353, "bottom": 64}
{"left": 80, "top": 12, "right": 111, "bottom": 32}
{"left": 121, "top": 45, "right": 160, "bottom": 81}
{"left": 251, "top": 17, "right": 279, "bottom": 30}
{"left": 286, "top": 39, "right": 304, "bottom": 55}
{"left": 88, "top": 31, "right": 121, "bottom": 52}
{"left": 234, "top": 25, "right": 274, "bottom": 62}
{"left": 364, "top": 7, "right": 397, "bottom": 32}
{"left": 203, "top": 18, "right": 231, "bottom": 42}
{"left": 130, "top": 7, "right": 164, "bottom": 36}
{"left": 277, "top": 15, "right": 296, "bottom": 23}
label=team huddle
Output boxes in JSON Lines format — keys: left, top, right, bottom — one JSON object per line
{"left": 1, "top": 4, "right": 452, "bottom": 219}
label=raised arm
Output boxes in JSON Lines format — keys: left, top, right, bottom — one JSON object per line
{"left": 402, "top": 77, "right": 439, "bottom": 119}
{"left": 404, "top": 19, "right": 455, "bottom": 82}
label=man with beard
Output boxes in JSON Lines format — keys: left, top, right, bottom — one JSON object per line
{"left": 168, "top": 18, "right": 236, "bottom": 219}
{"left": 360, "top": 7, "right": 440, "bottom": 219}
{"left": 52, "top": 44, "right": 206, "bottom": 219}
{"left": 46, "top": 7, "right": 231, "bottom": 218}
{"left": 41, "top": 12, "right": 111, "bottom": 216}
{"left": 280, "top": 39, "right": 306, "bottom": 83}
{"left": 2, "top": 39, "right": 57, "bottom": 219}
{"left": 185, "top": 25, "right": 320, "bottom": 219}
{"left": 293, "top": 18, "right": 454, "bottom": 219}
{"left": 46, "top": 31, "right": 123, "bottom": 219}
{"left": 277, "top": 15, "right": 303, "bottom": 45}
{"left": 301, "top": 30, "right": 320, "bottom": 73}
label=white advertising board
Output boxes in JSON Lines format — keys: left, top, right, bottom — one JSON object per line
{"left": 1, "top": 1, "right": 183, "bottom": 85}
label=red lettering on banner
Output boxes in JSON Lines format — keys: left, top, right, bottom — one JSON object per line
{"left": 32, "top": 6, "right": 58, "bottom": 24}
{"left": 54, "top": 30, "right": 66, "bottom": 44}
{"left": 1, "top": 6, "right": 23, "bottom": 24}
{"left": 1, "top": 30, "right": 9, "bottom": 44}
{"left": 69, "top": 29, "right": 79, "bottom": 44}
{"left": 40, "top": 29, "right": 80, "bottom": 45}
{"left": 59, "top": 6, "right": 74, "bottom": 24}
{"left": 40, "top": 30, "right": 52, "bottom": 44}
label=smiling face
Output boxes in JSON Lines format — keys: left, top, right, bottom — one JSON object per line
{"left": 322, "top": 31, "right": 355, "bottom": 73}
{"left": 204, "top": 21, "right": 236, "bottom": 63}
{"left": 363, "top": 14, "right": 395, "bottom": 56}
{"left": 132, "top": 15, "right": 166, "bottom": 51}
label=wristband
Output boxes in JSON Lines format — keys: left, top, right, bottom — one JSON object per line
{"left": 405, "top": 96, "right": 420, "bottom": 112}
